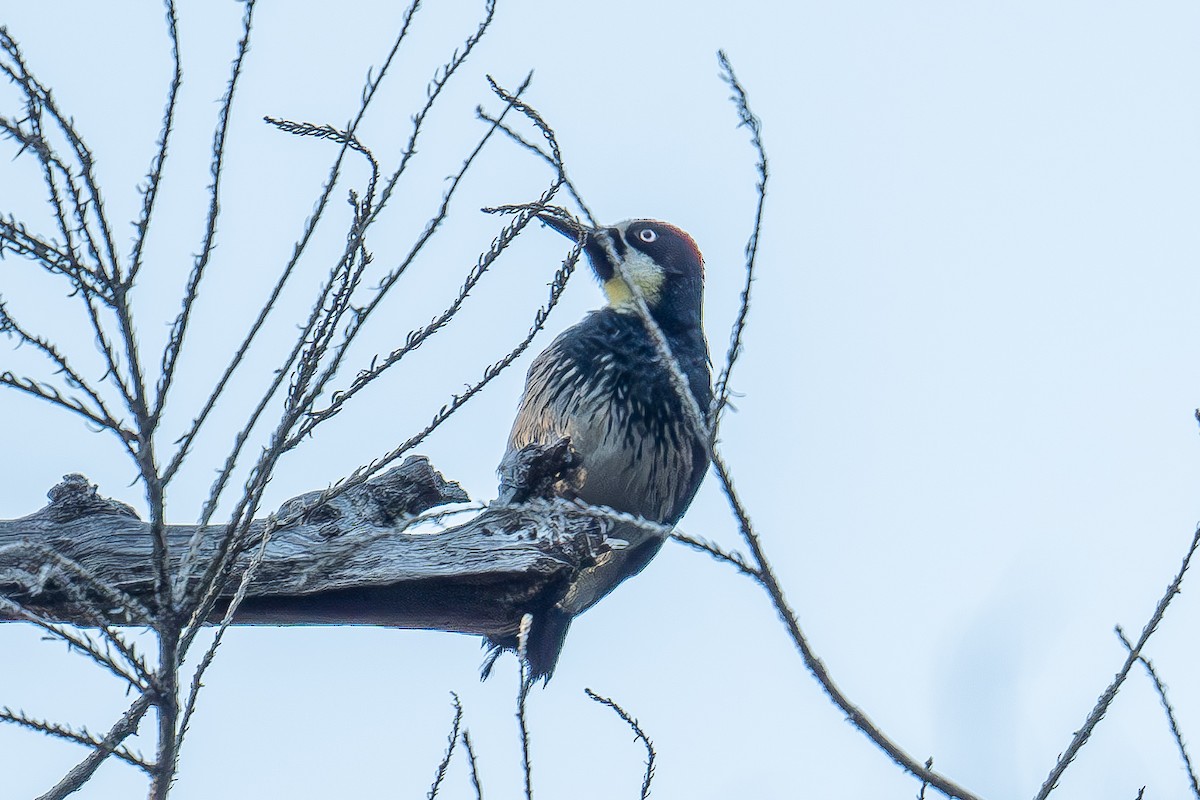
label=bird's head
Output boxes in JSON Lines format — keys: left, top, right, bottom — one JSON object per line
{"left": 538, "top": 214, "right": 705, "bottom": 333}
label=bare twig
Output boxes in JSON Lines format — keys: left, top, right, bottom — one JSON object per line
{"left": 0, "top": 371, "right": 133, "bottom": 451}
{"left": 427, "top": 694, "right": 464, "bottom": 799}
{"left": 367, "top": 0, "right": 498, "bottom": 227}
{"left": 128, "top": 0, "right": 182, "bottom": 285}
{"left": 1115, "top": 625, "right": 1200, "bottom": 798}
{"left": 291, "top": 71, "right": 534, "bottom": 442}
{"left": 292, "top": 163, "right": 572, "bottom": 515}
{"left": 917, "top": 757, "right": 933, "bottom": 800}
{"left": 0, "top": 598, "right": 149, "bottom": 691}
{"left": 585, "top": 689, "right": 656, "bottom": 800}
{"left": 321, "top": 205, "right": 575, "bottom": 500}
{"left": 153, "top": 0, "right": 256, "bottom": 420}
{"left": 0, "top": 217, "right": 83, "bottom": 284}
{"left": 669, "top": 530, "right": 758, "bottom": 578}
{"left": 182, "top": 2, "right": 504, "bottom": 541}
{"left": 709, "top": 453, "right": 983, "bottom": 800}
{"left": 462, "top": 730, "right": 484, "bottom": 800}
{"left": 0, "top": 30, "right": 138, "bottom": 416}
{"left": 34, "top": 693, "right": 154, "bottom": 800}
{"left": 709, "top": 50, "right": 767, "bottom": 439}
{"left": 160, "top": 0, "right": 423, "bottom": 490}
{"left": 0, "top": 302, "right": 135, "bottom": 451}
{"left": 1034, "top": 525, "right": 1200, "bottom": 799}
{"left": 476, "top": 106, "right": 596, "bottom": 226}
{"left": 0, "top": 707, "right": 152, "bottom": 772}
{"left": 175, "top": 491, "right": 291, "bottom": 757}
{"left": 0, "top": 29, "right": 120, "bottom": 284}
{"left": 517, "top": 623, "right": 535, "bottom": 800}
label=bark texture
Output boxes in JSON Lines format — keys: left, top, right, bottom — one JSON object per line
{"left": 0, "top": 449, "right": 653, "bottom": 643}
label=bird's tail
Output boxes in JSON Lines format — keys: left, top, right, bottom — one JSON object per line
{"left": 481, "top": 606, "right": 574, "bottom": 684}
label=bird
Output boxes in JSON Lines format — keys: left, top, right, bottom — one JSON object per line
{"left": 488, "top": 213, "right": 712, "bottom": 682}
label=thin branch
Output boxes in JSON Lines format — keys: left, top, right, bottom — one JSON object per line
{"left": 87, "top": 625, "right": 155, "bottom": 692}
{"left": 709, "top": 50, "right": 767, "bottom": 439}
{"left": 1115, "top": 625, "right": 1200, "bottom": 798}
{"left": 462, "top": 730, "right": 484, "bottom": 800}
{"left": 176, "top": 465, "right": 274, "bottom": 660}
{"left": 27, "top": 554, "right": 157, "bottom": 690}
{"left": 0, "top": 708, "right": 152, "bottom": 772}
{"left": 20, "top": 115, "right": 93, "bottom": 284}
{"left": 0, "top": 372, "right": 134, "bottom": 451}
{"left": 519, "top": 496, "right": 733, "bottom": 575}
{"left": 517, "top": 623, "right": 534, "bottom": 800}
{"left": 217, "top": 71, "right": 535, "bottom": 571}
{"left": 79, "top": 287, "right": 136, "bottom": 412}
{"left": 0, "top": 31, "right": 120, "bottom": 285}
{"left": 0, "top": 597, "right": 148, "bottom": 691}
{"left": 33, "top": 65, "right": 121, "bottom": 284}
{"left": 0, "top": 216, "right": 81, "bottom": 282}
{"left": 585, "top": 689, "right": 656, "bottom": 800}
{"left": 1034, "top": 525, "right": 1200, "bottom": 799}
{"left": 475, "top": 106, "right": 595, "bottom": 226}
{"left": 1, "top": 29, "right": 143, "bottom": 419}
{"left": 34, "top": 693, "right": 154, "bottom": 800}
{"left": 278, "top": 54, "right": 522, "bottom": 446}
{"left": 261, "top": 118, "right": 379, "bottom": 191}
{"left": 427, "top": 694, "right": 464, "bottom": 800}
{"left": 0, "top": 302, "right": 134, "bottom": 447}
{"left": 127, "top": 0, "right": 182, "bottom": 285}
{"left": 161, "top": 133, "right": 372, "bottom": 493}
{"left": 174, "top": 0, "right": 493, "bottom": 533}
{"left": 302, "top": 200, "right": 574, "bottom": 505}
{"left": 669, "top": 530, "right": 758, "bottom": 578}
{"left": 0, "top": 304, "right": 117, "bottom": 418}
{"left": 174, "top": 498, "right": 283, "bottom": 757}
{"left": 153, "top": 0, "right": 256, "bottom": 419}
{"left": 0, "top": 156, "right": 134, "bottom": 423}
{"left": 295, "top": 165, "right": 541, "bottom": 436}
{"left": 0, "top": 118, "right": 85, "bottom": 286}
{"left": 709, "top": 450, "right": 983, "bottom": 800}
{"left": 363, "top": 0, "right": 497, "bottom": 231}
{"left": 599, "top": 120, "right": 978, "bottom": 796}
{"left": 917, "top": 757, "right": 934, "bottom": 800}
{"left": 158, "top": 132, "right": 349, "bottom": 489}
{"left": 245, "top": 0, "right": 502, "bottom": 446}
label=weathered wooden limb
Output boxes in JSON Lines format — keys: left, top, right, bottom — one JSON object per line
{"left": 0, "top": 451, "right": 652, "bottom": 643}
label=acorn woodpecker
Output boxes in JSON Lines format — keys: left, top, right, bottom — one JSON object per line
{"left": 490, "top": 214, "right": 712, "bottom": 681}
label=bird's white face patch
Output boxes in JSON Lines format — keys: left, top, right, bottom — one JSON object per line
{"left": 603, "top": 249, "right": 664, "bottom": 310}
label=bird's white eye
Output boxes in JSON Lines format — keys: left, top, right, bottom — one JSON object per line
{"left": 638, "top": 228, "right": 657, "bottom": 243}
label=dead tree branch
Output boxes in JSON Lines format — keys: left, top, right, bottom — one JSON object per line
{"left": 0, "top": 459, "right": 647, "bottom": 645}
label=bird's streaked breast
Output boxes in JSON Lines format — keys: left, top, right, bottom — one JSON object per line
{"left": 506, "top": 311, "right": 710, "bottom": 525}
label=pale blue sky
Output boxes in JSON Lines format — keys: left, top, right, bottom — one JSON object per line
{"left": 2, "top": 2, "right": 1200, "bottom": 798}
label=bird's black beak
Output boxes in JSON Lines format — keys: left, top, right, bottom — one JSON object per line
{"left": 536, "top": 213, "right": 616, "bottom": 282}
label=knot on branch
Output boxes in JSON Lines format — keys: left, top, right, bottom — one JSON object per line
{"left": 33, "top": 474, "right": 140, "bottom": 523}
{"left": 274, "top": 455, "right": 468, "bottom": 534}
{"left": 496, "top": 437, "right": 583, "bottom": 505}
